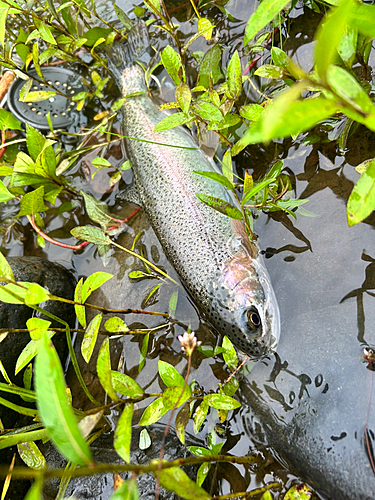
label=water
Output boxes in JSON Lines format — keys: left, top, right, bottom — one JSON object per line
{"left": 3, "top": 1, "right": 375, "bottom": 498}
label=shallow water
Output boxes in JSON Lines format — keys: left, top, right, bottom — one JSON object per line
{"left": 3, "top": 1, "right": 375, "bottom": 498}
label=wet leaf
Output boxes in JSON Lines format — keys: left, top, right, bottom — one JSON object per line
{"left": 35, "top": 331, "right": 93, "bottom": 465}
{"left": 154, "top": 112, "right": 193, "bottom": 133}
{"left": 326, "top": 64, "right": 375, "bottom": 115}
{"left": 109, "top": 478, "right": 139, "bottom": 500}
{"left": 240, "top": 104, "right": 264, "bottom": 121}
{"left": 105, "top": 316, "right": 129, "bottom": 333}
{"left": 139, "top": 428, "right": 151, "bottom": 450}
{"left": 196, "top": 193, "right": 242, "bottom": 220}
{"left": 347, "top": 158, "right": 375, "bottom": 226}
{"left": 81, "top": 191, "right": 113, "bottom": 229}
{"left": 74, "top": 278, "right": 86, "bottom": 328}
{"left": 81, "top": 313, "right": 102, "bottom": 363}
{"left": 175, "top": 402, "right": 191, "bottom": 444}
{"left": 198, "top": 17, "right": 213, "bottom": 40}
{"left": 114, "top": 403, "right": 133, "bottom": 463}
{"left": 244, "top": 0, "right": 290, "bottom": 45}
{"left": 0, "top": 109, "right": 22, "bottom": 131}
{"left": 160, "top": 45, "right": 185, "bottom": 85}
{"left": 222, "top": 377, "right": 239, "bottom": 397}
{"left": 139, "top": 397, "right": 168, "bottom": 425}
{"left": 197, "top": 462, "right": 211, "bottom": 487}
{"left": 97, "top": 337, "right": 119, "bottom": 402}
{"left": 24, "top": 283, "right": 50, "bottom": 305}
{"left": 192, "top": 101, "right": 222, "bottom": 122}
{"left": 17, "top": 441, "right": 46, "bottom": 469}
{"left": 159, "top": 360, "right": 185, "bottom": 389}
{"left": 163, "top": 385, "right": 190, "bottom": 410}
{"left": 71, "top": 226, "right": 111, "bottom": 246}
{"left": 255, "top": 65, "right": 285, "bottom": 79}
{"left": 227, "top": 50, "right": 242, "bottom": 99}
{"left": 198, "top": 45, "right": 222, "bottom": 88}
{"left": 222, "top": 336, "right": 237, "bottom": 370}
{"left": 81, "top": 272, "right": 113, "bottom": 303}
{"left": 194, "top": 400, "right": 209, "bottom": 434}
{"left": 284, "top": 484, "right": 312, "bottom": 499}
{"left": 175, "top": 83, "right": 191, "bottom": 114}
{"left": 0, "top": 180, "right": 15, "bottom": 203}
{"left": 314, "top": 0, "right": 356, "bottom": 83}
{"left": 168, "top": 290, "right": 178, "bottom": 318}
{"left": 0, "top": 252, "right": 14, "bottom": 282}
{"left": 156, "top": 465, "right": 211, "bottom": 500}
{"left": 193, "top": 171, "right": 234, "bottom": 191}
{"left": 111, "top": 371, "right": 144, "bottom": 398}
{"left": 204, "top": 393, "right": 241, "bottom": 410}
{"left": 18, "top": 186, "right": 49, "bottom": 217}
{"left": 139, "top": 333, "right": 149, "bottom": 373}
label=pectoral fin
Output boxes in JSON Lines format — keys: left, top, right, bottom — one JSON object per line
{"left": 118, "top": 183, "right": 142, "bottom": 207}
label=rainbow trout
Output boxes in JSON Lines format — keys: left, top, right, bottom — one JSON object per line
{"left": 108, "top": 22, "right": 280, "bottom": 357}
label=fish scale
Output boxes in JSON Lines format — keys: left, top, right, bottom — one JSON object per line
{"left": 108, "top": 23, "right": 280, "bottom": 356}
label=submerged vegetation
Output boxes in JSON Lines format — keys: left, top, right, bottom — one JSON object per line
{"left": 0, "top": 0, "right": 373, "bottom": 498}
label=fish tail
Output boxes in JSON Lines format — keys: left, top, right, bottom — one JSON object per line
{"left": 107, "top": 20, "right": 149, "bottom": 89}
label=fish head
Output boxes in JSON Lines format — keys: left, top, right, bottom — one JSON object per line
{"left": 209, "top": 247, "right": 280, "bottom": 358}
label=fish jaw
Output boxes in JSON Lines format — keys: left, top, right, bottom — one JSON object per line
{"left": 209, "top": 250, "right": 280, "bottom": 357}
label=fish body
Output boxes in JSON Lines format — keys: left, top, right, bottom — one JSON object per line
{"left": 108, "top": 24, "right": 280, "bottom": 356}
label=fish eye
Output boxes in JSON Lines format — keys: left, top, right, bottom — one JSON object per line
{"left": 246, "top": 307, "right": 261, "bottom": 329}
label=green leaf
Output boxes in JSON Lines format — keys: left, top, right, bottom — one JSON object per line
{"left": 204, "top": 393, "right": 241, "bottom": 410}
{"left": 114, "top": 403, "right": 133, "bottom": 463}
{"left": 198, "top": 17, "right": 213, "bottom": 40}
{"left": 337, "top": 25, "right": 357, "bottom": 67}
{"left": 175, "top": 83, "right": 191, "bottom": 114}
{"left": 175, "top": 402, "right": 190, "bottom": 444}
{"left": 111, "top": 371, "right": 144, "bottom": 398}
{"left": 227, "top": 50, "right": 242, "bottom": 99}
{"left": 284, "top": 484, "right": 313, "bottom": 500}
{"left": 156, "top": 466, "right": 212, "bottom": 500}
{"left": 347, "top": 158, "right": 375, "bottom": 226}
{"left": 17, "top": 441, "right": 46, "bottom": 469}
{"left": 26, "top": 317, "right": 51, "bottom": 340}
{"left": 92, "top": 157, "right": 112, "bottom": 167}
{"left": 105, "top": 316, "right": 129, "bottom": 333}
{"left": 35, "top": 331, "right": 93, "bottom": 465}
{"left": 109, "top": 479, "right": 139, "bottom": 500}
{"left": 81, "top": 191, "right": 113, "bottom": 229}
{"left": 198, "top": 45, "right": 222, "bottom": 88}
{"left": 114, "top": 4, "right": 133, "bottom": 30}
{"left": 0, "top": 251, "right": 14, "bottom": 282}
{"left": 222, "top": 336, "right": 237, "bottom": 370}
{"left": 154, "top": 112, "right": 193, "bottom": 133}
{"left": 97, "top": 337, "right": 119, "bottom": 402}
{"left": 255, "top": 65, "right": 285, "bottom": 79}
{"left": 139, "top": 428, "right": 151, "bottom": 450}
{"left": 32, "top": 41, "right": 43, "bottom": 80}
{"left": 241, "top": 179, "right": 275, "bottom": 205}
{"left": 192, "top": 101, "right": 222, "bottom": 122}
{"left": 168, "top": 290, "right": 178, "bottom": 318}
{"left": 349, "top": 4, "right": 375, "bottom": 39}
{"left": 239, "top": 104, "right": 264, "bottom": 122}
{"left": 139, "top": 333, "right": 149, "bottom": 373}
{"left": 314, "top": 0, "right": 356, "bottom": 83}
{"left": 18, "top": 186, "right": 49, "bottom": 217}
{"left": 74, "top": 278, "right": 86, "bottom": 328}
{"left": 81, "top": 313, "right": 102, "bottom": 363}
{"left": 244, "top": 0, "right": 290, "bottom": 45}
{"left": 222, "top": 377, "right": 239, "bottom": 397}
{"left": 24, "top": 479, "right": 43, "bottom": 500}
{"left": 196, "top": 193, "right": 243, "bottom": 220}
{"left": 38, "top": 23, "right": 56, "bottom": 44}
{"left": 0, "top": 109, "right": 22, "bottom": 131}
{"left": 82, "top": 27, "right": 112, "bottom": 47}
{"left": 0, "top": 1, "right": 10, "bottom": 47}
{"left": 193, "top": 400, "right": 209, "bottom": 433}
{"left": 261, "top": 491, "right": 273, "bottom": 500}
{"left": 162, "top": 385, "right": 191, "bottom": 410}
{"left": 0, "top": 282, "right": 28, "bottom": 304}
{"left": 71, "top": 226, "right": 111, "bottom": 246}
{"left": 271, "top": 47, "right": 306, "bottom": 79}
{"left": 24, "top": 283, "right": 50, "bottom": 305}
{"left": 81, "top": 271, "right": 113, "bottom": 303}
{"left": 26, "top": 125, "right": 46, "bottom": 163}
{"left": 187, "top": 446, "right": 212, "bottom": 457}
{"left": 160, "top": 45, "right": 185, "bottom": 85}
{"left": 197, "top": 462, "right": 211, "bottom": 487}
{"left": 139, "top": 397, "right": 168, "bottom": 425}
{"left": 193, "top": 170, "right": 234, "bottom": 192}
{"left": 326, "top": 64, "right": 375, "bottom": 115}
{"left": 15, "top": 333, "right": 53, "bottom": 375}
{"left": 159, "top": 360, "right": 186, "bottom": 389}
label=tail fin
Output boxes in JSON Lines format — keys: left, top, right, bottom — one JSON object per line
{"left": 108, "top": 20, "right": 150, "bottom": 88}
